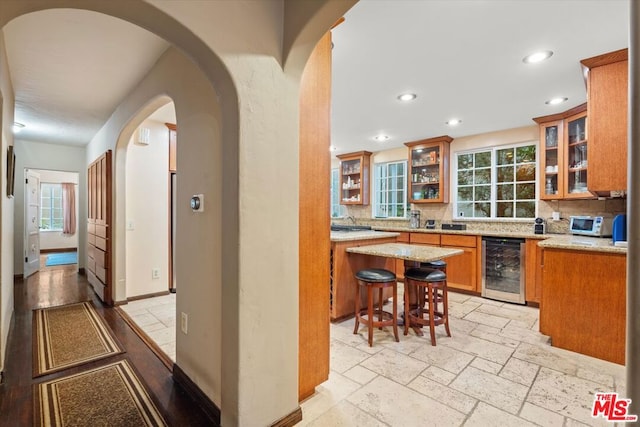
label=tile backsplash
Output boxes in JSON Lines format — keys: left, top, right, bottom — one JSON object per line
{"left": 334, "top": 198, "right": 627, "bottom": 234}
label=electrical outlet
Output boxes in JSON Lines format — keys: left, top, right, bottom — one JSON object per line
{"left": 152, "top": 268, "right": 160, "bottom": 279}
{"left": 181, "top": 312, "right": 188, "bottom": 334}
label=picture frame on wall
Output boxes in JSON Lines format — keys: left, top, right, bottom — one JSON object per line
{"left": 6, "top": 145, "right": 15, "bottom": 198}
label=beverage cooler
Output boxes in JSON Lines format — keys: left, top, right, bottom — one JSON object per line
{"left": 481, "top": 237, "right": 526, "bottom": 304}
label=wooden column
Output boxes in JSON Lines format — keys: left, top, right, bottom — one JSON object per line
{"left": 298, "top": 31, "right": 331, "bottom": 401}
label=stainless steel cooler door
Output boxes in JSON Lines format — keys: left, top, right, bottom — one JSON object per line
{"left": 481, "top": 238, "right": 526, "bottom": 304}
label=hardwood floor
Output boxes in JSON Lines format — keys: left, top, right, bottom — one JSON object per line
{"left": 0, "top": 265, "right": 215, "bottom": 426}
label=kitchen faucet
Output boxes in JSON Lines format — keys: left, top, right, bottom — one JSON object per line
{"left": 347, "top": 215, "right": 357, "bottom": 225}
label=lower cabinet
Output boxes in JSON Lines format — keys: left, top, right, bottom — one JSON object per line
{"left": 407, "top": 232, "right": 478, "bottom": 293}
{"left": 540, "top": 248, "right": 625, "bottom": 365}
{"left": 524, "top": 239, "right": 543, "bottom": 304}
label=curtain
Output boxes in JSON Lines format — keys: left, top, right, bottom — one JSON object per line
{"left": 62, "top": 183, "right": 76, "bottom": 235}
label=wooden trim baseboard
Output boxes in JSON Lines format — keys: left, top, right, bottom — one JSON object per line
{"left": 270, "top": 407, "right": 303, "bottom": 427}
{"left": 173, "top": 364, "right": 221, "bottom": 426}
{"left": 126, "top": 291, "right": 171, "bottom": 302}
{"left": 114, "top": 307, "right": 174, "bottom": 371}
{"left": 78, "top": 268, "right": 86, "bottom": 276}
{"left": 14, "top": 274, "right": 23, "bottom": 280}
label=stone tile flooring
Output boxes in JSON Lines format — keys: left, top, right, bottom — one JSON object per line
{"left": 301, "top": 291, "right": 626, "bottom": 427}
{"left": 120, "top": 291, "right": 626, "bottom": 426}
{"left": 119, "top": 293, "right": 176, "bottom": 362}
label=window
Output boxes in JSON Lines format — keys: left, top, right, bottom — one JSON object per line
{"left": 330, "top": 168, "right": 342, "bottom": 218}
{"left": 455, "top": 143, "right": 536, "bottom": 219}
{"left": 40, "top": 183, "right": 63, "bottom": 230}
{"left": 373, "top": 160, "right": 407, "bottom": 218}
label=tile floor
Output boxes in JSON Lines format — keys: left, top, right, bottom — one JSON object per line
{"left": 120, "top": 290, "right": 626, "bottom": 426}
{"left": 119, "top": 293, "right": 177, "bottom": 361}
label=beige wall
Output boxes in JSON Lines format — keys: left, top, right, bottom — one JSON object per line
{"left": 125, "top": 119, "right": 169, "bottom": 298}
{"left": 0, "top": 29, "right": 15, "bottom": 376}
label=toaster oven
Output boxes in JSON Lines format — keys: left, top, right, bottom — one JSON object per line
{"left": 569, "top": 215, "right": 613, "bottom": 237}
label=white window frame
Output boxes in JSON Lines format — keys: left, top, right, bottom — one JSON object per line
{"left": 453, "top": 142, "right": 538, "bottom": 220}
{"left": 40, "top": 183, "right": 63, "bottom": 231}
{"left": 373, "top": 160, "right": 408, "bottom": 219}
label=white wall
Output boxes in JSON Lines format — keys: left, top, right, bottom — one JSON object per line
{"left": 37, "top": 169, "right": 79, "bottom": 251}
{"left": 0, "top": 29, "right": 15, "bottom": 376}
{"left": 13, "top": 140, "right": 86, "bottom": 274}
{"left": 125, "top": 119, "right": 169, "bottom": 297}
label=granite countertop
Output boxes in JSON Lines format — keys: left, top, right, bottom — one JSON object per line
{"left": 372, "top": 225, "right": 547, "bottom": 240}
{"left": 330, "top": 230, "right": 400, "bottom": 242}
{"left": 537, "top": 234, "right": 627, "bottom": 254}
{"left": 346, "top": 243, "right": 463, "bottom": 262}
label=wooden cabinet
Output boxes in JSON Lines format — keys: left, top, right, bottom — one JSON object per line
{"left": 337, "top": 151, "right": 371, "bottom": 205}
{"left": 405, "top": 136, "right": 452, "bottom": 203}
{"left": 407, "top": 232, "right": 478, "bottom": 293}
{"left": 395, "top": 232, "right": 410, "bottom": 281}
{"left": 330, "top": 237, "right": 398, "bottom": 321}
{"left": 581, "top": 48, "right": 628, "bottom": 196}
{"left": 539, "top": 248, "right": 625, "bottom": 365}
{"left": 87, "top": 151, "right": 113, "bottom": 305}
{"left": 534, "top": 104, "right": 593, "bottom": 200}
{"left": 524, "top": 239, "right": 543, "bottom": 305}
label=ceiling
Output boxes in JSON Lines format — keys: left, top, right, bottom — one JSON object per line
{"left": 330, "top": 0, "right": 629, "bottom": 156}
{"left": 2, "top": 1, "right": 630, "bottom": 151}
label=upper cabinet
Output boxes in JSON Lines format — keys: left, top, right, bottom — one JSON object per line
{"left": 405, "top": 136, "right": 452, "bottom": 203}
{"left": 534, "top": 104, "right": 592, "bottom": 200}
{"left": 337, "top": 151, "right": 372, "bottom": 205}
{"left": 581, "top": 48, "right": 628, "bottom": 196}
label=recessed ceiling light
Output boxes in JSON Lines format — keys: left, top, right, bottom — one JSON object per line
{"left": 329, "top": 145, "right": 337, "bottom": 152}
{"left": 446, "top": 119, "right": 462, "bottom": 126}
{"left": 397, "top": 93, "right": 417, "bottom": 102}
{"left": 373, "top": 134, "right": 389, "bottom": 141}
{"left": 523, "top": 50, "right": 553, "bottom": 64}
{"left": 13, "top": 122, "right": 25, "bottom": 133}
{"left": 545, "top": 97, "right": 568, "bottom": 105}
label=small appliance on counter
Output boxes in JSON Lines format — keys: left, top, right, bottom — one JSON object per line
{"left": 612, "top": 214, "right": 627, "bottom": 246}
{"left": 534, "top": 217, "right": 545, "bottom": 235}
{"left": 569, "top": 215, "right": 613, "bottom": 237}
{"left": 409, "top": 210, "right": 420, "bottom": 229}
{"left": 425, "top": 219, "right": 436, "bottom": 229}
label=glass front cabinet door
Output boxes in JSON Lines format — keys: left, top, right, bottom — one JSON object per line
{"left": 405, "top": 136, "right": 452, "bottom": 203}
{"left": 336, "top": 151, "right": 372, "bottom": 205}
{"left": 534, "top": 103, "right": 592, "bottom": 200}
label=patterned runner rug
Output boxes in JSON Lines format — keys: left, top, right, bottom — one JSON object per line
{"left": 34, "top": 359, "right": 166, "bottom": 427}
{"left": 33, "top": 302, "right": 124, "bottom": 377}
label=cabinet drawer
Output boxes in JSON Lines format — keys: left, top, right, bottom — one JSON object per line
{"left": 410, "top": 233, "right": 440, "bottom": 245}
{"left": 93, "top": 248, "right": 107, "bottom": 268}
{"left": 96, "top": 266, "right": 107, "bottom": 283}
{"left": 95, "top": 224, "right": 107, "bottom": 238}
{"left": 88, "top": 234, "right": 96, "bottom": 245}
{"left": 441, "top": 234, "right": 477, "bottom": 248}
{"left": 397, "top": 232, "right": 410, "bottom": 243}
{"left": 87, "top": 258, "right": 96, "bottom": 273}
{"left": 95, "top": 236, "right": 107, "bottom": 251}
{"left": 87, "top": 223, "right": 96, "bottom": 235}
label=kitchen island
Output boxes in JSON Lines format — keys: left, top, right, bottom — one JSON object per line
{"left": 330, "top": 230, "right": 399, "bottom": 321}
{"left": 538, "top": 235, "right": 626, "bottom": 365}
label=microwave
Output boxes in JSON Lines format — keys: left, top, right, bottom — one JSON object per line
{"left": 569, "top": 215, "right": 613, "bottom": 237}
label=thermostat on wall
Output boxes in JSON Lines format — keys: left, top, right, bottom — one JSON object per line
{"left": 190, "top": 194, "right": 204, "bottom": 212}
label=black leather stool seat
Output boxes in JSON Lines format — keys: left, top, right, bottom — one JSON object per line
{"left": 419, "top": 259, "right": 447, "bottom": 270}
{"left": 355, "top": 268, "right": 396, "bottom": 283}
{"left": 404, "top": 268, "right": 446, "bottom": 282}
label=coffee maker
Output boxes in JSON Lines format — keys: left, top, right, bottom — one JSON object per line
{"left": 410, "top": 210, "right": 420, "bottom": 229}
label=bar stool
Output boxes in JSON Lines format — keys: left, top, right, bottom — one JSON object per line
{"left": 353, "top": 268, "right": 399, "bottom": 347}
{"left": 404, "top": 267, "right": 451, "bottom": 346}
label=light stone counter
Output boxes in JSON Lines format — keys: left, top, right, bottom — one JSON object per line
{"left": 537, "top": 234, "right": 626, "bottom": 254}
{"left": 373, "top": 225, "right": 546, "bottom": 240}
{"left": 346, "top": 243, "right": 463, "bottom": 262}
{"left": 330, "top": 230, "right": 400, "bottom": 242}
